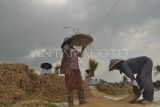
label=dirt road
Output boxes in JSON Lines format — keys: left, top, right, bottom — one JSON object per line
{"left": 14, "top": 86, "right": 160, "bottom": 107}
{"left": 78, "top": 86, "right": 143, "bottom": 107}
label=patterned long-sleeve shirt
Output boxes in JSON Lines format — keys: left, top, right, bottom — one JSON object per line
{"left": 60, "top": 48, "right": 80, "bottom": 74}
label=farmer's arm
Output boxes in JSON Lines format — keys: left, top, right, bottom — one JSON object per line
{"left": 120, "top": 63, "right": 140, "bottom": 97}
{"left": 74, "top": 49, "right": 82, "bottom": 57}
{"left": 75, "top": 46, "right": 87, "bottom": 57}
{"left": 120, "top": 63, "right": 136, "bottom": 81}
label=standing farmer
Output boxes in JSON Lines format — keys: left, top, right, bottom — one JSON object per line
{"left": 109, "top": 56, "right": 154, "bottom": 104}
{"left": 60, "top": 37, "right": 86, "bottom": 107}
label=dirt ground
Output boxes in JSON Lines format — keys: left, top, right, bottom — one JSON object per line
{"left": 78, "top": 86, "right": 144, "bottom": 107}
{"left": 13, "top": 86, "right": 160, "bottom": 107}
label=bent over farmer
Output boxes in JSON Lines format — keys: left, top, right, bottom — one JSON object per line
{"left": 109, "top": 56, "right": 154, "bottom": 104}
{"left": 60, "top": 37, "right": 86, "bottom": 107}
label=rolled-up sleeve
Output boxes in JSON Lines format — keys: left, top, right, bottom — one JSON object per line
{"left": 120, "top": 63, "right": 136, "bottom": 81}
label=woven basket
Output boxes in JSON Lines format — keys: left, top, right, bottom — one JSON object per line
{"left": 70, "top": 33, "right": 93, "bottom": 47}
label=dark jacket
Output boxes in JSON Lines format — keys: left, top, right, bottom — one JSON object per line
{"left": 119, "top": 56, "right": 152, "bottom": 81}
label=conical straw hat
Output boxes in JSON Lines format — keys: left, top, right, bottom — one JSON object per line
{"left": 109, "top": 59, "right": 124, "bottom": 71}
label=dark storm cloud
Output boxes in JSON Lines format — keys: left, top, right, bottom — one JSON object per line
{"left": 0, "top": 0, "right": 160, "bottom": 81}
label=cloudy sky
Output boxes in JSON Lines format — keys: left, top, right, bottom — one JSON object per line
{"left": 0, "top": 0, "right": 160, "bottom": 82}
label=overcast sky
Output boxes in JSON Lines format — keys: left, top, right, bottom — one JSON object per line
{"left": 0, "top": 0, "right": 160, "bottom": 82}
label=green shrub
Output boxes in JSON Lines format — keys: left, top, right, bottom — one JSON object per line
{"left": 153, "top": 80, "right": 160, "bottom": 89}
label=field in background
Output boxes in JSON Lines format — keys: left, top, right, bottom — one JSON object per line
{"left": 96, "top": 83, "right": 132, "bottom": 96}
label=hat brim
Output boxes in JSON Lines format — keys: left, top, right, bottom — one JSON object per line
{"left": 109, "top": 60, "right": 124, "bottom": 71}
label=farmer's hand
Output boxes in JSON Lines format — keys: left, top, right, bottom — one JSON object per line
{"left": 132, "top": 80, "right": 140, "bottom": 96}
{"left": 77, "top": 52, "right": 82, "bottom": 57}
{"left": 89, "top": 72, "right": 95, "bottom": 77}
{"left": 130, "top": 80, "right": 142, "bottom": 104}
{"left": 75, "top": 49, "right": 82, "bottom": 57}
{"left": 79, "top": 46, "right": 86, "bottom": 56}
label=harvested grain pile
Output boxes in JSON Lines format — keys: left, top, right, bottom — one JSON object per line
{"left": 0, "top": 64, "right": 92, "bottom": 105}
{"left": 0, "top": 64, "right": 38, "bottom": 103}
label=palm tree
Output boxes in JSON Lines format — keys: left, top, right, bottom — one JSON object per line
{"left": 154, "top": 65, "right": 160, "bottom": 77}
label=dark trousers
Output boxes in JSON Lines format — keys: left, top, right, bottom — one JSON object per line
{"left": 136, "top": 58, "right": 154, "bottom": 101}
{"left": 65, "top": 70, "right": 84, "bottom": 100}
